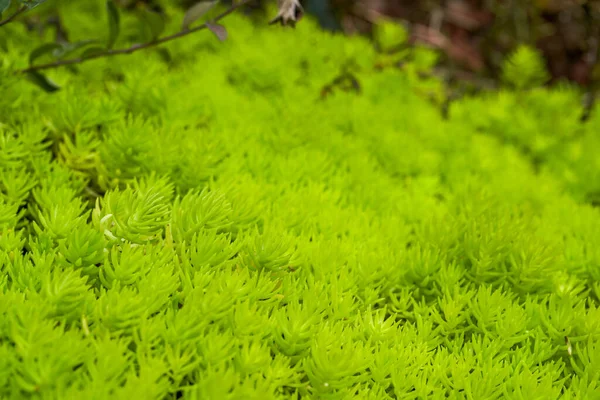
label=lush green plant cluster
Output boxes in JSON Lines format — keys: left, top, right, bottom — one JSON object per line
{"left": 1, "top": 2, "right": 600, "bottom": 399}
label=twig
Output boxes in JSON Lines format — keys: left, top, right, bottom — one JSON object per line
{"left": 430, "top": 7, "right": 444, "bottom": 33}
{"left": 19, "top": 0, "right": 253, "bottom": 74}
{"left": 0, "top": 5, "right": 27, "bottom": 27}
{"left": 581, "top": 21, "right": 599, "bottom": 122}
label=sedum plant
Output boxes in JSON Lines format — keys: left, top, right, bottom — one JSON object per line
{"left": 0, "top": 1, "right": 600, "bottom": 399}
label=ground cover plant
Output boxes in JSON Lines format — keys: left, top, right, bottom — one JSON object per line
{"left": 1, "top": 1, "right": 600, "bottom": 399}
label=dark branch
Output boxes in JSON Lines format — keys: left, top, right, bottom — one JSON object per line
{"left": 0, "top": 5, "right": 27, "bottom": 27}
{"left": 19, "top": 0, "right": 253, "bottom": 74}
{"left": 581, "top": 28, "right": 599, "bottom": 122}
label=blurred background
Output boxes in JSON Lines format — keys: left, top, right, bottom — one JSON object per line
{"left": 296, "top": 0, "right": 600, "bottom": 89}
{"left": 14, "top": 0, "right": 600, "bottom": 90}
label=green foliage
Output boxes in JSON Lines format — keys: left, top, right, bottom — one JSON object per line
{"left": 92, "top": 176, "right": 173, "bottom": 245}
{"left": 0, "top": 2, "right": 599, "bottom": 399}
{"left": 0, "top": 0, "right": 11, "bottom": 14}
{"left": 106, "top": 0, "right": 120, "bottom": 49}
{"left": 502, "top": 44, "right": 550, "bottom": 90}
{"left": 373, "top": 18, "right": 408, "bottom": 52}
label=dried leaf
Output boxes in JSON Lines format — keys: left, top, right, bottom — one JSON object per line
{"left": 270, "top": 0, "right": 303, "bottom": 27}
{"left": 206, "top": 21, "right": 227, "bottom": 41}
{"left": 182, "top": 0, "right": 218, "bottom": 30}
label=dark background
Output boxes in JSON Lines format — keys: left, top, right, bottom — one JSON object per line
{"left": 296, "top": 0, "right": 600, "bottom": 89}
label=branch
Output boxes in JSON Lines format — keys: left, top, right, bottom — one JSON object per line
{"left": 0, "top": 5, "right": 27, "bottom": 27}
{"left": 19, "top": 0, "right": 252, "bottom": 74}
{"left": 581, "top": 9, "right": 599, "bottom": 122}
{"left": 581, "top": 40, "right": 598, "bottom": 122}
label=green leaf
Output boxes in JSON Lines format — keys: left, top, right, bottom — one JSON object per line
{"left": 29, "top": 43, "right": 62, "bottom": 65}
{"left": 182, "top": 0, "right": 218, "bottom": 30}
{"left": 26, "top": 71, "right": 60, "bottom": 92}
{"left": 373, "top": 18, "right": 408, "bottom": 52}
{"left": 106, "top": 0, "right": 120, "bottom": 49}
{"left": 206, "top": 21, "right": 227, "bottom": 42}
{"left": 54, "top": 40, "right": 101, "bottom": 59}
{"left": 0, "top": 0, "right": 11, "bottom": 15}
{"left": 140, "top": 9, "right": 165, "bottom": 41}
{"left": 19, "top": 0, "right": 46, "bottom": 9}
{"left": 81, "top": 46, "right": 105, "bottom": 59}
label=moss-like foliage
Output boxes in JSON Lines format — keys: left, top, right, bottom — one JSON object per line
{"left": 1, "top": 2, "right": 600, "bottom": 399}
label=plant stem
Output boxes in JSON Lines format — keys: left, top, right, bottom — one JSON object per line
{"left": 581, "top": 9, "right": 599, "bottom": 122}
{"left": 0, "top": 5, "right": 27, "bottom": 27}
{"left": 19, "top": 0, "right": 253, "bottom": 74}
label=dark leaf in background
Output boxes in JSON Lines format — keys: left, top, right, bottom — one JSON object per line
{"left": 140, "top": 8, "right": 165, "bottom": 41}
{"left": 182, "top": 0, "right": 218, "bottom": 30}
{"left": 206, "top": 21, "right": 227, "bottom": 41}
{"left": 81, "top": 46, "right": 106, "bottom": 59}
{"left": 0, "top": 0, "right": 11, "bottom": 15}
{"left": 155, "top": 47, "right": 172, "bottom": 63}
{"left": 106, "top": 0, "right": 120, "bottom": 49}
{"left": 29, "top": 43, "right": 62, "bottom": 65}
{"left": 26, "top": 71, "right": 60, "bottom": 92}
{"left": 54, "top": 40, "right": 102, "bottom": 59}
